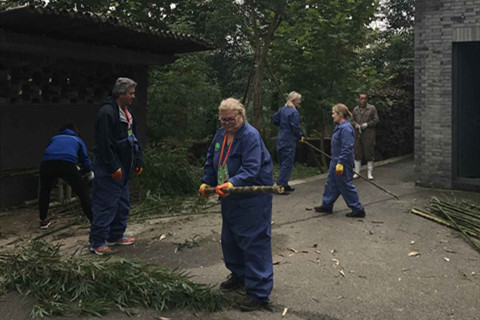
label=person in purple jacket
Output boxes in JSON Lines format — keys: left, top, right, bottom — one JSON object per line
{"left": 314, "top": 104, "right": 366, "bottom": 218}
{"left": 39, "top": 123, "right": 94, "bottom": 229}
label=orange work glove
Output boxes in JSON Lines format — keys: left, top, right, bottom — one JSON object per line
{"left": 300, "top": 136, "right": 306, "bottom": 143}
{"left": 112, "top": 168, "right": 122, "bottom": 180}
{"left": 335, "top": 164, "right": 344, "bottom": 176}
{"left": 216, "top": 182, "right": 234, "bottom": 197}
{"left": 199, "top": 183, "right": 211, "bottom": 199}
{"left": 135, "top": 167, "right": 143, "bottom": 176}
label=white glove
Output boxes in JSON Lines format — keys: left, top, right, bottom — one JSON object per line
{"left": 361, "top": 123, "right": 368, "bottom": 130}
{"left": 86, "top": 171, "right": 94, "bottom": 182}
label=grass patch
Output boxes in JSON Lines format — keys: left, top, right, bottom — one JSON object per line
{"left": 0, "top": 241, "right": 224, "bottom": 318}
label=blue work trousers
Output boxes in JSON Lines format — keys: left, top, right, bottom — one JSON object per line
{"left": 89, "top": 174, "right": 130, "bottom": 247}
{"left": 277, "top": 146, "right": 296, "bottom": 186}
{"left": 221, "top": 194, "right": 273, "bottom": 303}
{"left": 322, "top": 160, "right": 363, "bottom": 213}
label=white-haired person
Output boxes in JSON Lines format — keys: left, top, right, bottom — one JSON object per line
{"left": 271, "top": 91, "right": 305, "bottom": 192}
{"left": 199, "top": 98, "right": 274, "bottom": 311}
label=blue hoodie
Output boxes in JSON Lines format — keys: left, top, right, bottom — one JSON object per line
{"left": 41, "top": 129, "right": 92, "bottom": 172}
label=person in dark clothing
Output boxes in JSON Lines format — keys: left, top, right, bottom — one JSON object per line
{"left": 88, "top": 77, "right": 143, "bottom": 255}
{"left": 271, "top": 91, "right": 305, "bottom": 192}
{"left": 39, "top": 123, "right": 94, "bottom": 229}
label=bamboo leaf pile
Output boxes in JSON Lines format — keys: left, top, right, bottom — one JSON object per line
{"left": 0, "top": 241, "right": 224, "bottom": 318}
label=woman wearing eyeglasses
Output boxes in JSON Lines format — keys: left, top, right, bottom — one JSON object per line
{"left": 199, "top": 98, "right": 274, "bottom": 311}
{"left": 271, "top": 91, "right": 305, "bottom": 192}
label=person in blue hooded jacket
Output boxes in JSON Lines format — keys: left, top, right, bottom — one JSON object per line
{"left": 271, "top": 91, "right": 305, "bottom": 192}
{"left": 88, "top": 77, "right": 143, "bottom": 255}
{"left": 314, "top": 103, "right": 366, "bottom": 218}
{"left": 39, "top": 123, "right": 94, "bottom": 229}
{"left": 199, "top": 98, "right": 274, "bottom": 311}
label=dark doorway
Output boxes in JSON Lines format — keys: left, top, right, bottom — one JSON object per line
{"left": 453, "top": 41, "right": 480, "bottom": 188}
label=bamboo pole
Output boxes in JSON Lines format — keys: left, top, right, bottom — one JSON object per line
{"left": 203, "top": 185, "right": 284, "bottom": 195}
{"left": 436, "top": 207, "right": 480, "bottom": 254}
{"left": 303, "top": 140, "right": 399, "bottom": 200}
{"left": 411, "top": 208, "right": 480, "bottom": 239}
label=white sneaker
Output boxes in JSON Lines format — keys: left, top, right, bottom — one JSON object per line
{"left": 353, "top": 173, "right": 359, "bottom": 179}
{"left": 367, "top": 172, "right": 374, "bottom": 180}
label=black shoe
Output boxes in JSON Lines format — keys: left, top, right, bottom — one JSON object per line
{"left": 237, "top": 296, "right": 269, "bottom": 312}
{"left": 346, "top": 209, "right": 366, "bottom": 218}
{"left": 314, "top": 206, "right": 332, "bottom": 213}
{"left": 284, "top": 185, "right": 295, "bottom": 192}
{"left": 220, "top": 274, "right": 244, "bottom": 290}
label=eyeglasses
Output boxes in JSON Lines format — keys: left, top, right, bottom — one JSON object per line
{"left": 219, "top": 117, "right": 237, "bottom": 124}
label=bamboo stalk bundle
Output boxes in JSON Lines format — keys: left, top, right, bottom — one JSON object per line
{"left": 411, "top": 196, "right": 480, "bottom": 254}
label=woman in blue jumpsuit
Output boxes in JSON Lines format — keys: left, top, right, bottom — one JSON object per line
{"left": 199, "top": 98, "right": 274, "bottom": 311}
{"left": 271, "top": 91, "right": 304, "bottom": 192}
{"left": 314, "top": 104, "right": 366, "bottom": 218}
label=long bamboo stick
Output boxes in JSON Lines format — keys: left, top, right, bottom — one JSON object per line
{"left": 436, "top": 206, "right": 480, "bottom": 254}
{"left": 303, "top": 140, "right": 399, "bottom": 200}
{"left": 203, "top": 185, "right": 284, "bottom": 195}
{"left": 411, "top": 208, "right": 480, "bottom": 239}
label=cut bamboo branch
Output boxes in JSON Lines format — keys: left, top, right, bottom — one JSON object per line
{"left": 303, "top": 140, "right": 399, "bottom": 200}
{"left": 411, "top": 208, "right": 480, "bottom": 238}
{"left": 437, "top": 207, "right": 480, "bottom": 254}
{"left": 203, "top": 185, "right": 284, "bottom": 195}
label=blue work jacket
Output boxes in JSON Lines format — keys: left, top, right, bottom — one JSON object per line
{"left": 202, "top": 122, "right": 273, "bottom": 201}
{"left": 41, "top": 129, "right": 92, "bottom": 172}
{"left": 331, "top": 120, "right": 355, "bottom": 166}
{"left": 272, "top": 106, "right": 303, "bottom": 150}
{"left": 93, "top": 97, "right": 143, "bottom": 175}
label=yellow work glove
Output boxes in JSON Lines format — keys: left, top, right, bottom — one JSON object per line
{"left": 335, "top": 164, "right": 344, "bottom": 176}
{"left": 112, "top": 168, "right": 122, "bottom": 180}
{"left": 135, "top": 167, "right": 143, "bottom": 176}
{"left": 216, "top": 182, "right": 234, "bottom": 197}
{"left": 199, "top": 183, "right": 211, "bottom": 199}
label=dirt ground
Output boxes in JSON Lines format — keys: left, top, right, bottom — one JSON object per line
{"left": 1, "top": 156, "right": 479, "bottom": 320}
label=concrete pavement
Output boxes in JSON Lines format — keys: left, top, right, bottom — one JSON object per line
{"left": 1, "top": 156, "right": 479, "bottom": 320}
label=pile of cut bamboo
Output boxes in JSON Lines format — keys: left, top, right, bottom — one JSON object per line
{"left": 411, "top": 196, "right": 480, "bottom": 254}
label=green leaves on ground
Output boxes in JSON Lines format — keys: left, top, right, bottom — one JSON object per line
{"left": 0, "top": 241, "right": 224, "bottom": 318}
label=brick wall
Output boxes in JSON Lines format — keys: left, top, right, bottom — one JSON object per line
{"left": 414, "top": 0, "right": 480, "bottom": 189}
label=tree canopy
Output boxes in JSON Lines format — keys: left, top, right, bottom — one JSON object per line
{"left": 2, "top": 0, "right": 414, "bottom": 152}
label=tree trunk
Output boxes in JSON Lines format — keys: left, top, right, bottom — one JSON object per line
{"left": 252, "top": 57, "right": 266, "bottom": 129}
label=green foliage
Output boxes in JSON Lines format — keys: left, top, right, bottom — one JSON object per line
{"left": 269, "top": 0, "right": 378, "bottom": 136}
{"left": 137, "top": 144, "right": 203, "bottom": 198}
{"left": 371, "top": 87, "right": 413, "bottom": 159}
{"left": 147, "top": 54, "right": 221, "bottom": 143}
{"left": 273, "top": 162, "right": 323, "bottom": 181}
{"left": 0, "top": 241, "right": 224, "bottom": 318}
{"left": 129, "top": 194, "right": 214, "bottom": 220}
